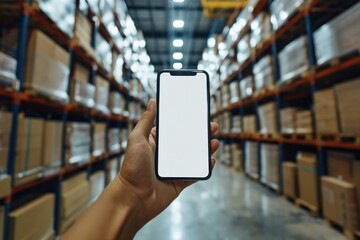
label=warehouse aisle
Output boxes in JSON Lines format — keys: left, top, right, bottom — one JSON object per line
{"left": 135, "top": 164, "right": 345, "bottom": 240}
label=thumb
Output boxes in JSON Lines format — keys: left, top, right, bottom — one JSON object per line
{"left": 133, "top": 99, "right": 156, "bottom": 138}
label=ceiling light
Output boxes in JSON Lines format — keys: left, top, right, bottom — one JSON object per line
{"left": 173, "top": 0, "right": 184, "bottom": 2}
{"left": 173, "top": 52, "right": 183, "bottom": 60}
{"left": 173, "top": 62, "right": 182, "bottom": 69}
{"left": 173, "top": 20, "right": 184, "bottom": 28}
{"left": 173, "top": 39, "right": 183, "bottom": 47}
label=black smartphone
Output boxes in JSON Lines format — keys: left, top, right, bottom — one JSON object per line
{"left": 155, "top": 70, "right": 211, "bottom": 180}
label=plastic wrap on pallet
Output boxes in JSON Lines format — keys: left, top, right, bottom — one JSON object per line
{"left": 36, "top": 0, "right": 75, "bottom": 36}
{"left": 93, "top": 123, "right": 106, "bottom": 157}
{"left": 260, "top": 143, "right": 280, "bottom": 189}
{"left": 108, "top": 128, "right": 120, "bottom": 153}
{"left": 71, "top": 63, "right": 95, "bottom": 108}
{"left": 270, "top": 0, "right": 307, "bottom": 31}
{"left": 89, "top": 171, "right": 105, "bottom": 204}
{"left": 25, "top": 30, "right": 70, "bottom": 103}
{"left": 335, "top": 78, "right": 360, "bottom": 134}
{"left": 231, "top": 115, "right": 242, "bottom": 133}
{"left": 113, "top": 54, "right": 124, "bottom": 83}
{"left": 95, "top": 76, "right": 110, "bottom": 114}
{"left": 237, "top": 34, "right": 250, "bottom": 66}
{"left": 66, "top": 122, "right": 91, "bottom": 165}
{"left": 258, "top": 102, "right": 277, "bottom": 134}
{"left": 42, "top": 121, "right": 63, "bottom": 175}
{"left": 253, "top": 55, "right": 274, "bottom": 91}
{"left": 280, "top": 107, "right": 298, "bottom": 134}
{"left": 0, "top": 51, "right": 18, "bottom": 89}
{"left": 279, "top": 36, "right": 309, "bottom": 82}
{"left": 243, "top": 115, "right": 256, "bottom": 133}
{"left": 73, "top": 11, "right": 97, "bottom": 59}
{"left": 96, "top": 33, "right": 112, "bottom": 72}
{"left": 109, "top": 91, "right": 125, "bottom": 115}
{"left": 0, "top": 110, "right": 12, "bottom": 174}
{"left": 240, "top": 75, "right": 254, "bottom": 99}
{"left": 250, "top": 12, "right": 271, "bottom": 49}
{"left": 314, "top": 2, "right": 360, "bottom": 65}
{"left": 229, "top": 80, "right": 240, "bottom": 103}
{"left": 245, "top": 141, "right": 258, "bottom": 178}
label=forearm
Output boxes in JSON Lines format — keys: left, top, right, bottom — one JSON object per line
{"left": 62, "top": 178, "right": 143, "bottom": 240}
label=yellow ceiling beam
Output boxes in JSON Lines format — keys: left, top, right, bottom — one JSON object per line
{"left": 201, "top": 0, "right": 248, "bottom": 9}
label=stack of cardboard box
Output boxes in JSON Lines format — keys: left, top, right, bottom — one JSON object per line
{"left": 321, "top": 177, "right": 359, "bottom": 231}
{"left": 295, "top": 110, "right": 313, "bottom": 134}
{"left": 280, "top": 107, "right": 298, "bottom": 133}
{"left": 240, "top": 76, "right": 254, "bottom": 99}
{"left": 61, "top": 172, "right": 90, "bottom": 232}
{"left": 65, "top": 122, "right": 91, "bottom": 165}
{"left": 231, "top": 115, "right": 242, "bottom": 133}
{"left": 95, "top": 76, "right": 110, "bottom": 114}
{"left": 282, "top": 162, "right": 298, "bottom": 199}
{"left": 73, "top": 11, "right": 97, "bottom": 59}
{"left": 0, "top": 111, "right": 12, "bottom": 196}
{"left": 96, "top": 33, "right": 112, "bottom": 72}
{"left": 222, "top": 144, "right": 232, "bottom": 166}
{"left": 245, "top": 141, "right": 258, "bottom": 178}
{"left": 42, "top": 120, "right": 63, "bottom": 175}
{"left": 314, "top": 88, "right": 339, "bottom": 134}
{"left": 9, "top": 194, "right": 55, "bottom": 240}
{"left": 335, "top": 78, "right": 360, "bottom": 134}
{"left": 297, "top": 152, "right": 319, "bottom": 209}
{"left": 326, "top": 151, "right": 354, "bottom": 182}
{"left": 237, "top": 34, "right": 250, "bottom": 65}
{"left": 229, "top": 80, "right": 240, "bottom": 104}
{"left": 221, "top": 84, "right": 230, "bottom": 108}
{"left": 15, "top": 116, "right": 44, "bottom": 186}
{"left": 106, "top": 158, "right": 119, "bottom": 184}
{"left": 261, "top": 143, "right": 280, "bottom": 189}
{"left": 89, "top": 171, "right": 106, "bottom": 204}
{"left": 108, "top": 128, "right": 121, "bottom": 153}
{"left": 119, "top": 128, "right": 129, "bottom": 150}
{"left": 93, "top": 122, "right": 106, "bottom": 157}
{"left": 25, "top": 30, "right": 70, "bottom": 103}
{"left": 70, "top": 63, "right": 95, "bottom": 108}
{"left": 0, "top": 50, "right": 18, "bottom": 89}
{"left": 221, "top": 113, "right": 231, "bottom": 134}
{"left": 232, "top": 143, "right": 243, "bottom": 171}
{"left": 250, "top": 13, "right": 271, "bottom": 49}
{"left": 253, "top": 55, "right": 275, "bottom": 92}
{"left": 258, "top": 102, "right": 277, "bottom": 134}
{"left": 279, "top": 36, "right": 309, "bottom": 82}
{"left": 109, "top": 91, "right": 126, "bottom": 115}
{"left": 243, "top": 115, "right": 256, "bottom": 133}
{"left": 270, "top": 0, "right": 306, "bottom": 31}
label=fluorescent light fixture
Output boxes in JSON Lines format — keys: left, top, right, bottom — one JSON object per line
{"left": 173, "top": 0, "right": 184, "bottom": 2}
{"left": 173, "top": 39, "right": 183, "bottom": 47}
{"left": 173, "top": 20, "right": 184, "bottom": 28}
{"left": 173, "top": 52, "right": 183, "bottom": 60}
{"left": 173, "top": 62, "right": 182, "bottom": 69}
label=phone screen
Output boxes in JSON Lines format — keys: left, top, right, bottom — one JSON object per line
{"left": 156, "top": 70, "right": 211, "bottom": 180}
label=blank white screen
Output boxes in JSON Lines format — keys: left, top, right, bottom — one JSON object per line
{"left": 158, "top": 72, "right": 209, "bottom": 178}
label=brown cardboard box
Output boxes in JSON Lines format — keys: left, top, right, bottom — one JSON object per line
{"left": 297, "top": 152, "right": 319, "bottom": 208}
{"left": 0, "top": 148, "right": 8, "bottom": 170}
{"left": 43, "top": 121, "right": 63, "bottom": 168}
{"left": 89, "top": 171, "right": 105, "bottom": 203}
{"left": 0, "top": 111, "right": 12, "bottom": 132}
{"left": 280, "top": 108, "right": 298, "bottom": 133}
{"left": 0, "top": 206, "right": 3, "bottom": 239}
{"left": 321, "top": 177, "right": 359, "bottom": 231}
{"left": 0, "top": 174, "right": 11, "bottom": 198}
{"left": 283, "top": 162, "right": 298, "bottom": 198}
{"left": 17, "top": 116, "right": 44, "bottom": 136}
{"left": 314, "top": 88, "right": 339, "bottom": 134}
{"left": 244, "top": 115, "right": 256, "bottom": 133}
{"left": 14, "top": 149, "right": 42, "bottom": 173}
{"left": 327, "top": 151, "right": 355, "bottom": 182}
{"left": 62, "top": 181, "right": 90, "bottom": 218}
{"left": 353, "top": 161, "right": 360, "bottom": 219}
{"left": 9, "top": 194, "right": 55, "bottom": 240}
{"left": 62, "top": 172, "right": 87, "bottom": 193}
{"left": 16, "top": 135, "right": 43, "bottom": 152}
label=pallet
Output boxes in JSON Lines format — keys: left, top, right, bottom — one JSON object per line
{"left": 245, "top": 172, "right": 259, "bottom": 181}
{"left": 279, "top": 68, "right": 313, "bottom": 86}
{"left": 317, "top": 133, "right": 360, "bottom": 145}
{"left": 259, "top": 132, "right": 279, "bottom": 139}
{"left": 284, "top": 194, "right": 296, "bottom": 203}
{"left": 25, "top": 87, "right": 68, "bottom": 104}
{"left": 295, "top": 198, "right": 319, "bottom": 217}
{"left": 316, "top": 48, "right": 360, "bottom": 71}
{"left": 260, "top": 181, "right": 282, "bottom": 194}
{"left": 323, "top": 218, "right": 360, "bottom": 240}
{"left": 253, "top": 85, "right": 276, "bottom": 97}
{"left": 241, "top": 132, "right": 258, "bottom": 138}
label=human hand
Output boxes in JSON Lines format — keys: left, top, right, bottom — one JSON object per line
{"left": 117, "top": 99, "right": 219, "bottom": 227}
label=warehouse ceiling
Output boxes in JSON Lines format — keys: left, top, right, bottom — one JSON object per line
{"left": 125, "top": 0, "right": 227, "bottom": 72}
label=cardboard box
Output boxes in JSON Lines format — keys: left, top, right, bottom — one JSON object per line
{"left": 43, "top": 121, "right": 63, "bottom": 168}
{"left": 0, "top": 111, "right": 12, "bottom": 133}
{"left": 17, "top": 116, "right": 44, "bottom": 136}
{"left": 0, "top": 206, "right": 3, "bottom": 239}
{"left": 261, "top": 144, "right": 279, "bottom": 188}
{"left": 297, "top": 152, "right": 319, "bottom": 208}
{"left": 16, "top": 135, "right": 43, "bottom": 152}
{"left": 327, "top": 151, "right": 355, "bottom": 182}
{"left": 0, "top": 174, "right": 11, "bottom": 198}
{"left": 62, "top": 172, "right": 87, "bottom": 193}
{"left": 25, "top": 30, "right": 69, "bottom": 103}
{"left": 89, "top": 171, "right": 105, "bottom": 204}
{"left": 321, "top": 177, "right": 359, "bottom": 231}
{"left": 95, "top": 76, "right": 110, "bottom": 113}
{"left": 62, "top": 181, "right": 90, "bottom": 219}
{"left": 314, "top": 88, "right": 339, "bottom": 134}
{"left": 283, "top": 162, "right": 298, "bottom": 198}
{"left": 9, "top": 194, "right": 55, "bottom": 240}
{"left": 0, "top": 148, "right": 8, "bottom": 170}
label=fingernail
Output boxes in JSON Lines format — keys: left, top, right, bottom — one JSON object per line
{"left": 147, "top": 99, "right": 155, "bottom": 110}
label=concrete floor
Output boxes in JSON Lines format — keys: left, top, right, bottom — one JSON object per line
{"left": 135, "top": 164, "right": 345, "bottom": 240}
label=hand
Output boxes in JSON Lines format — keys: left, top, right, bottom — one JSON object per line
{"left": 118, "top": 99, "right": 219, "bottom": 226}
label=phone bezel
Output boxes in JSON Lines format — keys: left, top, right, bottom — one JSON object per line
{"left": 155, "top": 69, "right": 212, "bottom": 180}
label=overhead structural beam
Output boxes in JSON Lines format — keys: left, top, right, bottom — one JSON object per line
{"left": 143, "top": 30, "right": 209, "bottom": 38}
{"left": 147, "top": 50, "right": 203, "bottom": 55}
{"left": 151, "top": 61, "right": 199, "bottom": 66}
{"left": 127, "top": 5, "right": 203, "bottom": 11}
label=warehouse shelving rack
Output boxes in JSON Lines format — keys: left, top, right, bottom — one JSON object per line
{"left": 213, "top": 0, "right": 360, "bottom": 205}
{"left": 0, "top": 0, "right": 148, "bottom": 238}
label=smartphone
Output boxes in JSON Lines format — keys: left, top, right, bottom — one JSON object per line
{"left": 155, "top": 70, "right": 211, "bottom": 180}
